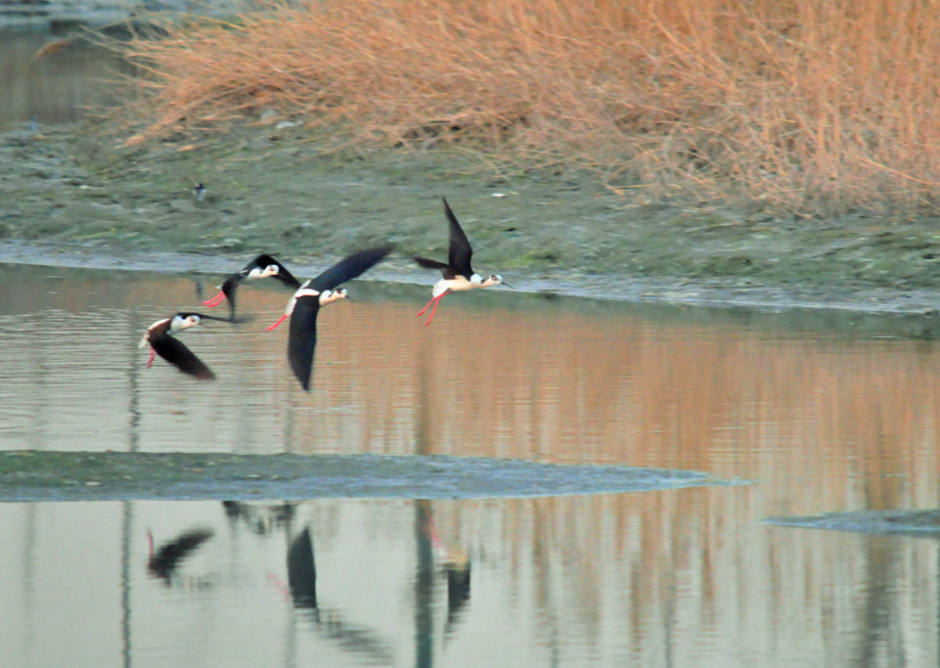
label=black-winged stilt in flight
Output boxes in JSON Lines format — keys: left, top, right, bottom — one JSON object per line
{"left": 202, "top": 253, "right": 301, "bottom": 319}
{"left": 414, "top": 197, "right": 510, "bottom": 326}
{"left": 139, "top": 312, "right": 231, "bottom": 380}
{"left": 267, "top": 245, "right": 393, "bottom": 391}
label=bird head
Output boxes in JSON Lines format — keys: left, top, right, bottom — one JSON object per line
{"left": 319, "top": 288, "right": 348, "bottom": 306}
{"left": 248, "top": 264, "right": 281, "bottom": 280}
{"left": 171, "top": 312, "right": 231, "bottom": 331}
{"left": 170, "top": 313, "right": 203, "bottom": 333}
{"left": 267, "top": 284, "right": 320, "bottom": 331}
{"left": 483, "top": 274, "right": 510, "bottom": 288}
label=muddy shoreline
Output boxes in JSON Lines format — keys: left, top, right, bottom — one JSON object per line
{"left": 4, "top": 122, "right": 940, "bottom": 316}
{"left": 0, "top": 450, "right": 732, "bottom": 501}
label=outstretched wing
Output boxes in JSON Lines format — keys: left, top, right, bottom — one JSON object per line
{"left": 443, "top": 197, "right": 473, "bottom": 277}
{"left": 219, "top": 275, "right": 240, "bottom": 318}
{"left": 151, "top": 336, "right": 215, "bottom": 380}
{"left": 310, "top": 245, "right": 393, "bottom": 293}
{"left": 252, "top": 253, "right": 302, "bottom": 289}
{"left": 413, "top": 256, "right": 450, "bottom": 271}
{"left": 287, "top": 296, "right": 321, "bottom": 391}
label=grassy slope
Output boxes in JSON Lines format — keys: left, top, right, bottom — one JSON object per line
{"left": 5, "top": 122, "right": 940, "bottom": 309}
{"left": 115, "top": 0, "right": 940, "bottom": 215}
{"left": 7, "top": 1, "right": 940, "bottom": 311}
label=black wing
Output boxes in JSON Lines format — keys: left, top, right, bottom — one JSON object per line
{"left": 151, "top": 335, "right": 215, "bottom": 380}
{"left": 413, "top": 256, "right": 450, "bottom": 270}
{"left": 251, "top": 253, "right": 302, "bottom": 289}
{"left": 219, "top": 275, "right": 241, "bottom": 318}
{"left": 310, "top": 245, "right": 393, "bottom": 293}
{"left": 443, "top": 197, "right": 473, "bottom": 277}
{"left": 287, "top": 296, "right": 321, "bottom": 391}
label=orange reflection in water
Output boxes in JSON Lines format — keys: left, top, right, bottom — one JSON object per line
{"left": 2, "top": 264, "right": 940, "bottom": 664}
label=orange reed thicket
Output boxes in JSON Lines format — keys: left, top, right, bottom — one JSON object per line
{"left": 120, "top": 0, "right": 940, "bottom": 214}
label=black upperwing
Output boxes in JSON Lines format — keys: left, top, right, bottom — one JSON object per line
{"left": 218, "top": 254, "right": 302, "bottom": 319}
{"left": 443, "top": 197, "right": 473, "bottom": 277}
{"left": 219, "top": 274, "right": 241, "bottom": 319}
{"left": 413, "top": 256, "right": 450, "bottom": 271}
{"left": 287, "top": 295, "right": 321, "bottom": 391}
{"left": 310, "top": 245, "right": 394, "bottom": 293}
{"left": 151, "top": 334, "right": 216, "bottom": 380}
{"left": 251, "top": 253, "right": 302, "bottom": 290}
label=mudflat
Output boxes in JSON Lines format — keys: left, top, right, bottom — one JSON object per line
{"left": 3, "top": 122, "right": 940, "bottom": 315}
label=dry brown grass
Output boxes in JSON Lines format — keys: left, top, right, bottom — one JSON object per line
{"left": 117, "top": 0, "right": 940, "bottom": 214}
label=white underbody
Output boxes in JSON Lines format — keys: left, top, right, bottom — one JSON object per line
{"left": 433, "top": 273, "right": 486, "bottom": 298}
{"left": 284, "top": 282, "right": 348, "bottom": 316}
{"left": 138, "top": 315, "right": 200, "bottom": 348}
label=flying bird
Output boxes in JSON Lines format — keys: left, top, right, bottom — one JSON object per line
{"left": 139, "top": 312, "right": 231, "bottom": 380}
{"left": 267, "top": 245, "right": 393, "bottom": 391}
{"left": 414, "top": 197, "right": 510, "bottom": 326}
{"left": 202, "top": 253, "right": 301, "bottom": 319}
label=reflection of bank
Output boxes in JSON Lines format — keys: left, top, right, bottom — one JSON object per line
{"left": 0, "top": 2, "right": 247, "bottom": 33}
{"left": 0, "top": 34, "right": 138, "bottom": 130}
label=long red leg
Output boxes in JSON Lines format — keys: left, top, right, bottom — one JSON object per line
{"left": 416, "top": 295, "right": 437, "bottom": 317}
{"left": 202, "top": 291, "right": 226, "bottom": 307}
{"left": 266, "top": 314, "right": 289, "bottom": 332}
{"left": 146, "top": 346, "right": 156, "bottom": 369}
{"left": 424, "top": 294, "right": 445, "bottom": 326}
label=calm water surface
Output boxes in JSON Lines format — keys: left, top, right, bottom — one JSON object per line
{"left": 0, "top": 32, "right": 131, "bottom": 131}
{"left": 1, "top": 263, "right": 939, "bottom": 666}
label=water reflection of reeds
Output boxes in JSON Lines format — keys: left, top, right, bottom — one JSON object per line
{"left": 2, "top": 267, "right": 939, "bottom": 508}
{"left": 2, "top": 266, "right": 940, "bottom": 663}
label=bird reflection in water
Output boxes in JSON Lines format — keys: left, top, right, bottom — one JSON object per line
{"left": 283, "top": 523, "right": 395, "bottom": 663}
{"left": 420, "top": 501, "right": 472, "bottom": 633}
{"left": 223, "top": 500, "right": 296, "bottom": 535}
{"left": 146, "top": 528, "right": 214, "bottom": 586}
{"left": 286, "top": 526, "right": 317, "bottom": 609}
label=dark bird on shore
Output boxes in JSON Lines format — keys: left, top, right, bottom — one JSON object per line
{"left": 203, "top": 253, "right": 302, "bottom": 320}
{"left": 267, "top": 245, "right": 393, "bottom": 391}
{"left": 192, "top": 182, "right": 207, "bottom": 201}
{"left": 414, "top": 197, "right": 510, "bottom": 326}
{"left": 139, "top": 312, "right": 231, "bottom": 380}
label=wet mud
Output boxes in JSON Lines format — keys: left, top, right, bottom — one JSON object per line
{"left": 0, "top": 451, "right": 741, "bottom": 501}
{"left": 764, "top": 510, "right": 940, "bottom": 537}
{"left": 4, "top": 124, "right": 940, "bottom": 315}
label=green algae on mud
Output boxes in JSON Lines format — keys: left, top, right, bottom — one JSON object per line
{"left": 6, "top": 123, "right": 940, "bottom": 313}
{"left": 764, "top": 509, "right": 940, "bottom": 537}
{"left": 0, "top": 450, "right": 739, "bottom": 501}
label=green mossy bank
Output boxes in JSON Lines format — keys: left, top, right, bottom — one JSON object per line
{"left": 4, "top": 123, "right": 940, "bottom": 314}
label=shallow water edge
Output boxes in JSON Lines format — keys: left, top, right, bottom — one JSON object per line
{"left": 3, "top": 240, "right": 940, "bottom": 317}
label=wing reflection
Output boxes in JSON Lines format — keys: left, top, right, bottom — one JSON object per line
{"left": 143, "top": 500, "right": 470, "bottom": 664}
{"left": 223, "top": 500, "right": 296, "bottom": 535}
{"left": 284, "top": 522, "right": 395, "bottom": 664}
{"left": 147, "top": 527, "right": 214, "bottom": 585}
{"left": 286, "top": 526, "right": 317, "bottom": 609}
